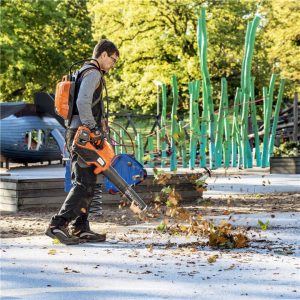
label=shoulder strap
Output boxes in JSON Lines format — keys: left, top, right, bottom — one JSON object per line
{"left": 69, "top": 58, "right": 100, "bottom": 75}
{"left": 76, "top": 64, "right": 100, "bottom": 81}
{"left": 94, "top": 76, "right": 109, "bottom": 127}
{"left": 76, "top": 64, "right": 103, "bottom": 109}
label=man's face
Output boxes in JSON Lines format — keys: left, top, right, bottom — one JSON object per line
{"left": 100, "top": 51, "right": 119, "bottom": 72}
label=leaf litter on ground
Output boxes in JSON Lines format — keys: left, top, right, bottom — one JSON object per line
{"left": 123, "top": 169, "right": 249, "bottom": 250}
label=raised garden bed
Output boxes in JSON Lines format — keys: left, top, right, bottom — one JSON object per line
{"left": 270, "top": 156, "right": 300, "bottom": 174}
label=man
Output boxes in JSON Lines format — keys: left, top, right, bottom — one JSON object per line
{"left": 46, "top": 39, "right": 119, "bottom": 245}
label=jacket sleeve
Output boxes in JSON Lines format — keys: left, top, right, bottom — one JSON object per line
{"left": 76, "top": 70, "right": 101, "bottom": 129}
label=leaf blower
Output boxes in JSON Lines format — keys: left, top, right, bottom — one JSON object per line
{"left": 72, "top": 126, "right": 147, "bottom": 211}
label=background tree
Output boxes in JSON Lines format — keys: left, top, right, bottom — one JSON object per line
{"left": 262, "top": 0, "right": 300, "bottom": 97}
{"left": 0, "top": 0, "right": 94, "bottom": 102}
{"left": 89, "top": 0, "right": 270, "bottom": 113}
{"left": 1, "top": 0, "right": 298, "bottom": 112}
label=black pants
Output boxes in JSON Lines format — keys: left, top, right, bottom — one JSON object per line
{"left": 50, "top": 128, "right": 97, "bottom": 231}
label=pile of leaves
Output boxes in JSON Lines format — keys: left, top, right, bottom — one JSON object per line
{"left": 148, "top": 168, "right": 248, "bottom": 249}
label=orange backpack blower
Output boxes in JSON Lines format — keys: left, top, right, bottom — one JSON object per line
{"left": 54, "top": 59, "right": 100, "bottom": 125}
{"left": 54, "top": 74, "right": 75, "bottom": 121}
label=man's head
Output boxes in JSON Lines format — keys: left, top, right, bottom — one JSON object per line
{"left": 93, "top": 39, "right": 119, "bottom": 72}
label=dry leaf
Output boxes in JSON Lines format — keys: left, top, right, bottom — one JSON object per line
{"left": 154, "top": 169, "right": 172, "bottom": 185}
{"left": 175, "top": 208, "right": 191, "bottom": 222}
{"left": 207, "top": 255, "right": 218, "bottom": 263}
{"left": 146, "top": 244, "right": 153, "bottom": 253}
{"left": 130, "top": 202, "right": 142, "bottom": 214}
{"left": 195, "top": 186, "right": 207, "bottom": 193}
{"left": 224, "top": 264, "right": 235, "bottom": 270}
{"left": 234, "top": 233, "right": 248, "bottom": 248}
{"left": 167, "top": 189, "right": 181, "bottom": 207}
{"left": 218, "top": 221, "right": 232, "bottom": 235}
{"left": 179, "top": 225, "right": 189, "bottom": 232}
{"left": 64, "top": 267, "right": 80, "bottom": 273}
{"left": 48, "top": 249, "right": 56, "bottom": 255}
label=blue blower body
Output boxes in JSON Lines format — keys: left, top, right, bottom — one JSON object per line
{"left": 104, "top": 154, "right": 147, "bottom": 193}
{"left": 65, "top": 154, "right": 147, "bottom": 193}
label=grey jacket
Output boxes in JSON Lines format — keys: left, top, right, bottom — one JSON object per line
{"left": 70, "top": 64, "right": 104, "bottom": 129}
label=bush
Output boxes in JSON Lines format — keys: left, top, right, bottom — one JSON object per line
{"left": 273, "top": 141, "right": 300, "bottom": 157}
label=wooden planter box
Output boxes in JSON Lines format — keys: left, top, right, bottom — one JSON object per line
{"left": 0, "top": 169, "right": 203, "bottom": 213}
{"left": 270, "top": 156, "right": 300, "bottom": 174}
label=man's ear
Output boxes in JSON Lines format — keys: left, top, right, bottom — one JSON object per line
{"left": 101, "top": 51, "right": 108, "bottom": 58}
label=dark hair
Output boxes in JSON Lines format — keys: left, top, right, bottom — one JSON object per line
{"left": 93, "top": 39, "right": 119, "bottom": 59}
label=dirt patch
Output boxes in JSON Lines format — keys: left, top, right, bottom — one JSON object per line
{"left": 196, "top": 192, "right": 300, "bottom": 214}
{"left": 0, "top": 206, "right": 141, "bottom": 239}
{"left": 1, "top": 193, "right": 299, "bottom": 239}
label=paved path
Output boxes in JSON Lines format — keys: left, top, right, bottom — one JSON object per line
{"left": 1, "top": 165, "right": 299, "bottom": 299}
{"left": 1, "top": 212, "right": 299, "bottom": 300}
{"left": 205, "top": 174, "right": 300, "bottom": 198}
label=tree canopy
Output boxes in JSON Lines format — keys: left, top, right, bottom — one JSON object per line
{"left": 90, "top": 0, "right": 265, "bottom": 112}
{"left": 262, "top": 0, "right": 300, "bottom": 95}
{"left": 0, "top": 0, "right": 298, "bottom": 112}
{"left": 0, "top": 0, "right": 93, "bottom": 102}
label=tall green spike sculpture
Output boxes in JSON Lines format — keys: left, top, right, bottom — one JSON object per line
{"left": 197, "top": 7, "right": 216, "bottom": 169}
{"left": 170, "top": 75, "right": 179, "bottom": 171}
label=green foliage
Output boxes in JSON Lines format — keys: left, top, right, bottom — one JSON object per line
{"left": 89, "top": 0, "right": 264, "bottom": 112}
{"left": 261, "top": 0, "right": 300, "bottom": 96}
{"left": 273, "top": 141, "right": 300, "bottom": 157}
{"left": 161, "top": 186, "right": 172, "bottom": 195}
{"left": 258, "top": 219, "right": 269, "bottom": 231}
{"left": 0, "top": 0, "right": 94, "bottom": 102}
{"left": 152, "top": 167, "right": 165, "bottom": 180}
{"left": 0, "top": 0, "right": 298, "bottom": 110}
{"left": 156, "top": 222, "right": 167, "bottom": 232}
